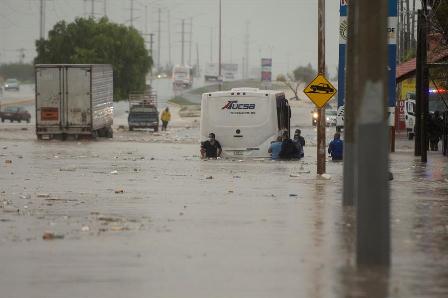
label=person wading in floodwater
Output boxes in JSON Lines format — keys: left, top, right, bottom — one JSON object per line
{"left": 201, "top": 133, "right": 222, "bottom": 159}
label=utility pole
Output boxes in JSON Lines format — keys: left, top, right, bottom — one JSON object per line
{"left": 355, "top": 0, "right": 390, "bottom": 266}
{"left": 406, "top": 0, "right": 411, "bottom": 53}
{"left": 167, "top": 10, "right": 172, "bottom": 67}
{"left": 130, "top": 0, "right": 134, "bottom": 28}
{"left": 244, "top": 21, "right": 250, "bottom": 79}
{"left": 181, "top": 19, "right": 185, "bottom": 65}
{"left": 189, "top": 17, "right": 193, "bottom": 66}
{"left": 145, "top": 5, "right": 148, "bottom": 36}
{"left": 416, "top": 6, "right": 429, "bottom": 162}
{"left": 196, "top": 43, "right": 200, "bottom": 77}
{"left": 91, "top": 0, "right": 95, "bottom": 18}
{"left": 343, "top": 0, "right": 357, "bottom": 206}
{"left": 317, "top": 0, "right": 326, "bottom": 175}
{"left": 149, "top": 33, "right": 154, "bottom": 81}
{"left": 218, "top": 0, "right": 222, "bottom": 90}
{"left": 411, "top": 0, "right": 416, "bottom": 49}
{"left": 157, "top": 7, "right": 161, "bottom": 71}
{"left": 210, "top": 27, "right": 213, "bottom": 63}
{"left": 39, "top": 0, "right": 46, "bottom": 39}
{"left": 104, "top": 0, "right": 107, "bottom": 17}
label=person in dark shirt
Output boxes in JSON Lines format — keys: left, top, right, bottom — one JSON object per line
{"left": 279, "top": 131, "right": 300, "bottom": 160}
{"left": 293, "top": 129, "right": 305, "bottom": 158}
{"left": 328, "top": 132, "right": 343, "bottom": 160}
{"left": 201, "top": 133, "right": 222, "bottom": 159}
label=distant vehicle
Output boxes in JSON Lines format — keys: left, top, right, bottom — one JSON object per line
{"left": 200, "top": 88, "right": 290, "bottom": 158}
{"left": 311, "top": 105, "right": 335, "bottom": 127}
{"left": 0, "top": 106, "right": 31, "bottom": 123}
{"left": 325, "top": 109, "right": 337, "bottom": 126}
{"left": 128, "top": 92, "right": 159, "bottom": 132}
{"left": 405, "top": 89, "right": 448, "bottom": 140}
{"left": 310, "top": 83, "right": 334, "bottom": 94}
{"left": 4, "top": 78, "right": 20, "bottom": 91}
{"left": 204, "top": 63, "right": 238, "bottom": 81}
{"left": 172, "top": 65, "right": 193, "bottom": 89}
{"left": 35, "top": 64, "right": 114, "bottom": 140}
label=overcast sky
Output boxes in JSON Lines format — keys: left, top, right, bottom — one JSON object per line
{"left": 0, "top": 0, "right": 340, "bottom": 76}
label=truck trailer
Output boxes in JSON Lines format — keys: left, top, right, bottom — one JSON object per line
{"left": 35, "top": 64, "right": 114, "bottom": 140}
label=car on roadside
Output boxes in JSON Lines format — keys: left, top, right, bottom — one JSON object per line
{"left": 0, "top": 106, "right": 31, "bottom": 123}
{"left": 4, "top": 78, "right": 20, "bottom": 91}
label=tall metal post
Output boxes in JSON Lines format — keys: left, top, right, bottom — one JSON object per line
{"left": 91, "top": 0, "right": 95, "bottom": 18}
{"left": 104, "top": 0, "right": 107, "bottom": 17}
{"left": 218, "top": 0, "right": 222, "bottom": 91}
{"left": 343, "top": 1, "right": 357, "bottom": 206}
{"left": 317, "top": 0, "right": 326, "bottom": 175}
{"left": 355, "top": 0, "right": 390, "bottom": 266}
{"left": 130, "top": 0, "right": 134, "bottom": 27}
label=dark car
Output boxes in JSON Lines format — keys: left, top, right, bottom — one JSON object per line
{"left": 128, "top": 103, "right": 159, "bottom": 131}
{"left": 0, "top": 106, "right": 31, "bottom": 123}
{"left": 4, "top": 79, "right": 20, "bottom": 91}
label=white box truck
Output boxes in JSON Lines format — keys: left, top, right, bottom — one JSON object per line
{"left": 35, "top": 64, "right": 114, "bottom": 140}
{"left": 200, "top": 88, "right": 290, "bottom": 158}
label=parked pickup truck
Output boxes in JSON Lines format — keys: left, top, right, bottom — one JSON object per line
{"left": 1, "top": 106, "right": 31, "bottom": 123}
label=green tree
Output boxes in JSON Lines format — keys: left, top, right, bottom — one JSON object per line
{"left": 292, "top": 63, "right": 317, "bottom": 83}
{"left": 35, "top": 17, "right": 152, "bottom": 100}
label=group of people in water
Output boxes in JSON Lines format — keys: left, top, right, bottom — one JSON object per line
{"left": 200, "top": 129, "right": 344, "bottom": 161}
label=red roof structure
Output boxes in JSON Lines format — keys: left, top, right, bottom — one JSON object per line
{"left": 396, "top": 34, "right": 448, "bottom": 82}
{"left": 396, "top": 49, "right": 448, "bottom": 82}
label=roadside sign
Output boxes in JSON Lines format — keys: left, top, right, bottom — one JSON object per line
{"left": 303, "top": 74, "right": 337, "bottom": 108}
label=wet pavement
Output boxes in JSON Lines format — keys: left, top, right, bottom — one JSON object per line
{"left": 0, "top": 126, "right": 447, "bottom": 297}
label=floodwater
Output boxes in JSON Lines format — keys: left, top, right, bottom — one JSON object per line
{"left": 0, "top": 123, "right": 448, "bottom": 297}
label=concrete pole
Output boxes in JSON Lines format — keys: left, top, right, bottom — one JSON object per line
{"left": 343, "top": 1, "right": 357, "bottom": 206}
{"left": 130, "top": 0, "right": 134, "bottom": 27}
{"left": 104, "top": 0, "right": 107, "bottom": 17}
{"left": 317, "top": 0, "right": 326, "bottom": 175}
{"left": 91, "top": 0, "right": 95, "bottom": 19}
{"left": 355, "top": 0, "right": 390, "bottom": 266}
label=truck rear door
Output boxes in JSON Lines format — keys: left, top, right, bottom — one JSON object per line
{"left": 66, "top": 67, "right": 91, "bottom": 127}
{"left": 36, "top": 67, "right": 62, "bottom": 127}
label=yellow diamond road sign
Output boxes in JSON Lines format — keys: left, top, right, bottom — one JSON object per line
{"left": 303, "top": 74, "right": 337, "bottom": 108}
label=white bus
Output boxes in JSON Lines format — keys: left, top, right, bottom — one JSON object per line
{"left": 200, "top": 88, "right": 290, "bottom": 158}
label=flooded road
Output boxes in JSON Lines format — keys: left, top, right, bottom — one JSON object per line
{"left": 0, "top": 125, "right": 447, "bottom": 297}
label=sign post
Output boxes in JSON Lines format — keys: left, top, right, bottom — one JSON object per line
{"left": 304, "top": 74, "right": 337, "bottom": 174}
